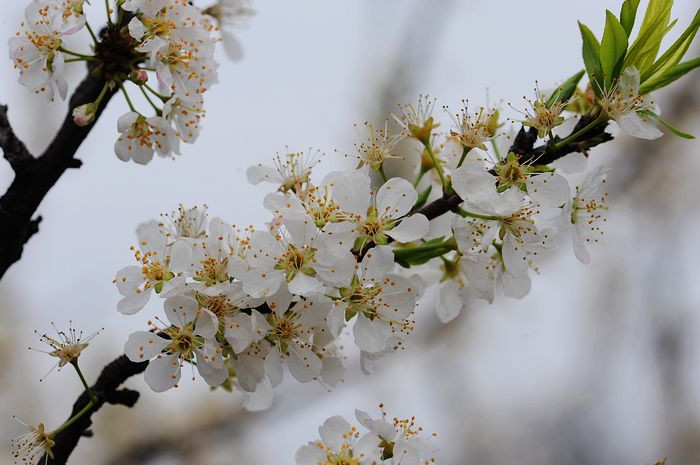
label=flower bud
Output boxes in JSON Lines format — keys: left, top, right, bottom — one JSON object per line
{"left": 130, "top": 69, "right": 148, "bottom": 85}
{"left": 72, "top": 103, "right": 97, "bottom": 127}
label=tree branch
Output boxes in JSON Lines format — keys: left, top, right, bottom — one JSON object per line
{"left": 44, "top": 355, "right": 148, "bottom": 465}
{"left": 0, "top": 63, "right": 117, "bottom": 280}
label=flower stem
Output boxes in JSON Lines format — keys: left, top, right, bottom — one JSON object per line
{"left": 553, "top": 113, "right": 607, "bottom": 151}
{"left": 58, "top": 48, "right": 95, "bottom": 60}
{"left": 71, "top": 360, "right": 97, "bottom": 404}
{"left": 140, "top": 86, "right": 162, "bottom": 115}
{"left": 143, "top": 83, "right": 169, "bottom": 102}
{"left": 458, "top": 208, "right": 500, "bottom": 221}
{"left": 378, "top": 164, "right": 389, "bottom": 182}
{"left": 491, "top": 139, "right": 502, "bottom": 162}
{"left": 85, "top": 21, "right": 98, "bottom": 45}
{"left": 413, "top": 169, "right": 426, "bottom": 187}
{"left": 456, "top": 145, "right": 470, "bottom": 168}
{"left": 50, "top": 400, "right": 94, "bottom": 436}
{"left": 118, "top": 82, "right": 137, "bottom": 112}
{"left": 105, "top": 0, "right": 114, "bottom": 26}
{"left": 423, "top": 142, "right": 448, "bottom": 190}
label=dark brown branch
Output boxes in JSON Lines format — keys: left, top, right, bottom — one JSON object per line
{"left": 0, "top": 62, "right": 118, "bottom": 280}
{"left": 44, "top": 355, "right": 148, "bottom": 465}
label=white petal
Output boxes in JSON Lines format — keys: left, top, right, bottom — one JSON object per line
{"left": 264, "top": 349, "right": 284, "bottom": 387}
{"left": 377, "top": 177, "right": 418, "bottom": 220}
{"left": 114, "top": 266, "right": 144, "bottom": 296}
{"left": 169, "top": 239, "right": 193, "bottom": 272}
{"left": 117, "top": 290, "right": 151, "bottom": 315}
{"left": 551, "top": 152, "right": 587, "bottom": 174}
{"left": 195, "top": 308, "right": 218, "bottom": 339}
{"left": 502, "top": 233, "right": 528, "bottom": 276}
{"left": 319, "top": 416, "right": 352, "bottom": 451}
{"left": 502, "top": 271, "right": 531, "bottom": 299}
{"left": 164, "top": 295, "right": 198, "bottom": 327}
{"left": 320, "top": 356, "right": 344, "bottom": 389}
{"left": 288, "top": 272, "right": 323, "bottom": 296}
{"left": 325, "top": 170, "right": 371, "bottom": 216}
{"left": 195, "top": 345, "right": 227, "bottom": 387}
{"left": 223, "top": 313, "right": 255, "bottom": 353}
{"left": 362, "top": 245, "right": 395, "bottom": 282}
{"left": 436, "top": 282, "right": 464, "bottom": 323}
{"left": 287, "top": 344, "right": 322, "bottom": 383}
{"left": 617, "top": 112, "right": 663, "bottom": 140}
{"left": 386, "top": 214, "right": 429, "bottom": 243}
{"left": 124, "top": 331, "right": 168, "bottom": 362}
{"left": 266, "top": 284, "right": 293, "bottom": 317}
{"left": 353, "top": 313, "right": 391, "bottom": 353}
{"left": 144, "top": 353, "right": 181, "bottom": 392}
{"left": 295, "top": 444, "right": 325, "bottom": 465}
{"left": 526, "top": 173, "right": 570, "bottom": 206}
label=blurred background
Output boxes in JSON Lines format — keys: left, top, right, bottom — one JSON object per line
{"left": 1, "top": 1, "right": 699, "bottom": 464}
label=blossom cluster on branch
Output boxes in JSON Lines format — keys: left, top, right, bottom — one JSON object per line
{"left": 9, "top": 0, "right": 253, "bottom": 164}
{"left": 6, "top": 0, "right": 699, "bottom": 464}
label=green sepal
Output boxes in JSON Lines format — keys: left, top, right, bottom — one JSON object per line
{"left": 412, "top": 184, "right": 432, "bottom": 212}
{"left": 600, "top": 10, "right": 629, "bottom": 88}
{"left": 546, "top": 69, "right": 585, "bottom": 107}
{"left": 392, "top": 236, "right": 457, "bottom": 268}
{"left": 578, "top": 21, "right": 604, "bottom": 97}
{"left": 639, "top": 56, "right": 700, "bottom": 94}
{"left": 638, "top": 109, "right": 695, "bottom": 139}
{"left": 620, "top": 0, "right": 641, "bottom": 36}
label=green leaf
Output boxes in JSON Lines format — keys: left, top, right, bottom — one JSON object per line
{"left": 639, "top": 56, "right": 700, "bottom": 93}
{"left": 641, "top": 9, "right": 700, "bottom": 84}
{"left": 578, "top": 21, "right": 603, "bottom": 97}
{"left": 639, "top": 109, "right": 695, "bottom": 139}
{"left": 412, "top": 184, "right": 432, "bottom": 212}
{"left": 600, "top": 10, "right": 629, "bottom": 88}
{"left": 546, "top": 69, "right": 585, "bottom": 107}
{"left": 392, "top": 237, "right": 457, "bottom": 267}
{"left": 625, "top": 0, "right": 674, "bottom": 74}
{"left": 620, "top": 0, "right": 641, "bottom": 36}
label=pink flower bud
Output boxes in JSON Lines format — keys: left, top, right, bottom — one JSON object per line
{"left": 130, "top": 69, "right": 149, "bottom": 85}
{"left": 72, "top": 103, "right": 96, "bottom": 127}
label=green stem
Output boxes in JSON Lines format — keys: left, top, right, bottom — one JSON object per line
{"left": 65, "top": 57, "right": 96, "bottom": 63}
{"left": 491, "top": 139, "right": 502, "bottom": 162}
{"left": 553, "top": 113, "right": 607, "bottom": 150}
{"left": 85, "top": 21, "right": 98, "bottom": 45}
{"left": 423, "top": 142, "right": 448, "bottom": 189}
{"left": 458, "top": 208, "right": 501, "bottom": 221}
{"left": 378, "top": 164, "right": 389, "bottom": 182}
{"left": 58, "top": 48, "right": 95, "bottom": 60}
{"left": 413, "top": 168, "right": 426, "bottom": 187}
{"left": 105, "top": 0, "right": 114, "bottom": 25}
{"left": 143, "top": 83, "right": 169, "bottom": 102}
{"left": 140, "top": 86, "right": 162, "bottom": 115}
{"left": 456, "top": 145, "right": 470, "bottom": 168}
{"left": 118, "top": 82, "right": 137, "bottom": 112}
{"left": 71, "top": 361, "right": 97, "bottom": 404}
{"left": 50, "top": 400, "right": 94, "bottom": 436}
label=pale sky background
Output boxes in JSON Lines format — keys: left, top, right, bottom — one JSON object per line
{"left": 1, "top": 1, "right": 700, "bottom": 464}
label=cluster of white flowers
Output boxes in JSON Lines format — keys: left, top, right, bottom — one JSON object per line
{"left": 8, "top": 0, "right": 254, "bottom": 165}
{"left": 296, "top": 406, "right": 437, "bottom": 465}
{"left": 114, "top": 83, "right": 618, "bottom": 396}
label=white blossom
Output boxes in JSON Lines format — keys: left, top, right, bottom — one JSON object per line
{"left": 295, "top": 416, "right": 382, "bottom": 465}
{"left": 114, "top": 112, "right": 179, "bottom": 164}
{"left": 564, "top": 165, "right": 609, "bottom": 264}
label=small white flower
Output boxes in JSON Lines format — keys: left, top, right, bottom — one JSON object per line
{"left": 204, "top": 0, "right": 255, "bottom": 61}
{"left": 510, "top": 81, "right": 572, "bottom": 138}
{"left": 393, "top": 95, "right": 438, "bottom": 143}
{"left": 355, "top": 408, "right": 438, "bottom": 465}
{"left": 163, "top": 96, "right": 205, "bottom": 144}
{"left": 295, "top": 416, "right": 382, "bottom": 465}
{"left": 328, "top": 246, "right": 417, "bottom": 354}
{"left": 114, "top": 112, "right": 179, "bottom": 164}
{"left": 124, "top": 295, "right": 227, "bottom": 392}
{"left": 600, "top": 67, "right": 662, "bottom": 140}
{"left": 113, "top": 227, "right": 190, "bottom": 314}
{"left": 445, "top": 99, "right": 498, "bottom": 149}
{"left": 11, "top": 420, "right": 54, "bottom": 465}
{"left": 345, "top": 121, "right": 402, "bottom": 172}
{"left": 331, "top": 176, "right": 429, "bottom": 250}
{"left": 239, "top": 216, "right": 355, "bottom": 298}
{"left": 30, "top": 322, "right": 101, "bottom": 377}
{"left": 247, "top": 148, "right": 321, "bottom": 194}
{"left": 9, "top": 3, "right": 69, "bottom": 101}
{"left": 564, "top": 165, "right": 609, "bottom": 264}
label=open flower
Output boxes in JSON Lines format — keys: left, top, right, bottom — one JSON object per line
{"left": 247, "top": 149, "right": 321, "bottom": 195}
{"left": 9, "top": 3, "right": 69, "bottom": 101}
{"left": 328, "top": 246, "right": 417, "bottom": 354}
{"left": 31, "top": 322, "right": 101, "bottom": 378}
{"left": 204, "top": 0, "right": 255, "bottom": 61}
{"left": 124, "top": 295, "right": 227, "bottom": 392}
{"left": 114, "top": 112, "right": 179, "bottom": 164}
{"left": 563, "top": 165, "right": 609, "bottom": 264}
{"left": 296, "top": 416, "right": 382, "bottom": 465}
{"left": 113, "top": 227, "right": 190, "bottom": 314}
{"left": 600, "top": 66, "right": 662, "bottom": 140}
{"left": 12, "top": 420, "right": 55, "bottom": 465}
{"left": 511, "top": 82, "right": 572, "bottom": 138}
